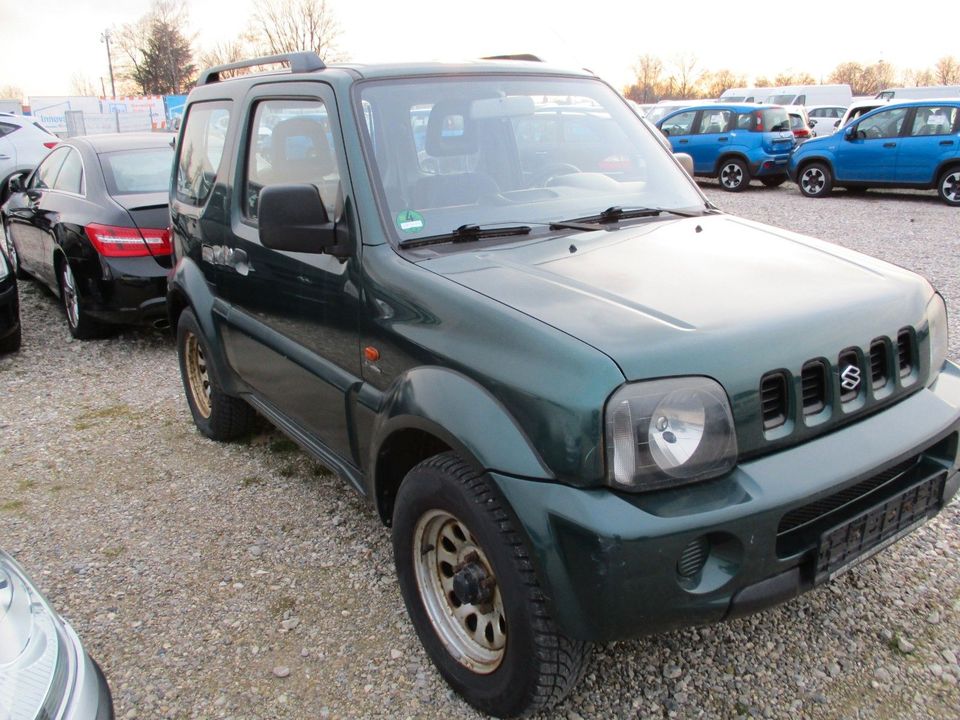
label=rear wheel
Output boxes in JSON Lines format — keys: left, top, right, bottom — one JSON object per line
{"left": 761, "top": 175, "right": 787, "bottom": 188}
{"left": 937, "top": 166, "right": 960, "bottom": 206}
{"left": 59, "top": 260, "right": 107, "bottom": 339}
{"left": 798, "top": 162, "right": 833, "bottom": 198}
{"left": 718, "top": 158, "right": 750, "bottom": 192}
{"left": 393, "top": 452, "right": 590, "bottom": 718}
{"left": 3, "top": 222, "right": 28, "bottom": 280}
{"left": 0, "top": 325, "right": 21, "bottom": 354}
{"left": 176, "top": 308, "right": 255, "bottom": 441}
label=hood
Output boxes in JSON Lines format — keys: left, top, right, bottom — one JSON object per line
{"left": 420, "top": 215, "right": 932, "bottom": 450}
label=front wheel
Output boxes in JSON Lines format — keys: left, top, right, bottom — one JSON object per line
{"left": 176, "top": 308, "right": 256, "bottom": 441}
{"left": 393, "top": 452, "right": 590, "bottom": 718}
{"left": 718, "top": 158, "right": 750, "bottom": 192}
{"left": 798, "top": 162, "right": 833, "bottom": 198}
{"left": 937, "top": 166, "right": 960, "bottom": 206}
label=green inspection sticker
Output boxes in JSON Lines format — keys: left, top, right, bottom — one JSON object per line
{"left": 396, "top": 210, "right": 425, "bottom": 233}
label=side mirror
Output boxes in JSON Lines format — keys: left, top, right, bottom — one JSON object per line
{"left": 258, "top": 183, "right": 350, "bottom": 257}
{"left": 809, "top": 119, "right": 818, "bottom": 127}
{"left": 844, "top": 126, "right": 856, "bottom": 140}
{"left": 660, "top": 127, "right": 671, "bottom": 137}
{"left": 674, "top": 152, "right": 694, "bottom": 176}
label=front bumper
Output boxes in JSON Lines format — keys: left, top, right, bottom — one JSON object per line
{"left": 61, "top": 622, "right": 114, "bottom": 720}
{"left": 492, "top": 360, "right": 960, "bottom": 642}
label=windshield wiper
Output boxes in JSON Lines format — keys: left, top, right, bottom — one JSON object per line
{"left": 399, "top": 223, "right": 532, "bottom": 250}
{"left": 552, "top": 206, "right": 703, "bottom": 228}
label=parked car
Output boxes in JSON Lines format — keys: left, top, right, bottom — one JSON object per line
{"left": 718, "top": 86, "right": 773, "bottom": 103}
{"left": 169, "top": 53, "right": 959, "bottom": 718}
{"left": 876, "top": 85, "right": 960, "bottom": 100}
{"left": 0, "top": 239, "right": 20, "bottom": 352}
{"left": 657, "top": 103, "right": 796, "bottom": 190}
{"left": 835, "top": 97, "right": 892, "bottom": 133}
{"left": 789, "top": 99, "right": 960, "bottom": 204}
{"left": 1, "top": 133, "right": 174, "bottom": 338}
{"left": 0, "top": 113, "right": 59, "bottom": 202}
{"left": 785, "top": 105, "right": 814, "bottom": 142}
{"left": 643, "top": 99, "right": 700, "bottom": 124}
{"left": 760, "top": 84, "right": 852, "bottom": 108}
{"left": 806, "top": 105, "right": 847, "bottom": 135}
{"left": 0, "top": 549, "right": 114, "bottom": 718}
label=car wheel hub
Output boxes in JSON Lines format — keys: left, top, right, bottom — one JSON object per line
{"left": 721, "top": 164, "right": 742, "bottom": 188}
{"left": 61, "top": 265, "right": 79, "bottom": 328}
{"left": 413, "top": 509, "right": 506, "bottom": 674}
{"left": 184, "top": 332, "right": 213, "bottom": 419}
{"left": 943, "top": 172, "right": 960, "bottom": 202}
{"left": 802, "top": 168, "right": 824, "bottom": 194}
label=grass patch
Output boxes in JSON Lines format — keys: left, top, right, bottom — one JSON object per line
{"left": 1, "top": 500, "right": 25, "bottom": 512}
{"left": 73, "top": 404, "right": 133, "bottom": 431}
{"left": 269, "top": 438, "right": 299, "bottom": 453}
{"left": 16, "top": 479, "right": 36, "bottom": 491}
{"left": 270, "top": 596, "right": 296, "bottom": 616}
{"left": 278, "top": 464, "right": 297, "bottom": 478}
{"left": 49, "top": 485, "right": 64, "bottom": 494}
{"left": 103, "top": 545, "right": 125, "bottom": 559}
{"left": 240, "top": 475, "right": 264, "bottom": 487}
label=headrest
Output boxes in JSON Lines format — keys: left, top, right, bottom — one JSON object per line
{"left": 270, "top": 117, "right": 332, "bottom": 166}
{"left": 425, "top": 100, "right": 478, "bottom": 157}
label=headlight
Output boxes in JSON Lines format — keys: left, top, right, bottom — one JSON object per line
{"left": 604, "top": 377, "right": 737, "bottom": 492}
{"left": 926, "top": 293, "right": 949, "bottom": 383}
{"left": 0, "top": 553, "right": 72, "bottom": 720}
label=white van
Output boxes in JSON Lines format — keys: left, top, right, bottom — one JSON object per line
{"left": 835, "top": 97, "right": 891, "bottom": 131}
{"left": 876, "top": 86, "right": 960, "bottom": 100}
{"left": 718, "top": 87, "right": 774, "bottom": 103}
{"left": 762, "top": 84, "right": 852, "bottom": 108}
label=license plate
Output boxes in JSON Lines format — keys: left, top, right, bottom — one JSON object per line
{"left": 815, "top": 472, "right": 945, "bottom": 584}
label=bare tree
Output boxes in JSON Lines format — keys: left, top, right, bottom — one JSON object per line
{"left": 624, "top": 54, "right": 664, "bottom": 103}
{"left": 667, "top": 53, "right": 702, "bottom": 99}
{"left": 0, "top": 85, "right": 24, "bottom": 102}
{"left": 197, "top": 39, "right": 261, "bottom": 78}
{"left": 901, "top": 67, "right": 936, "bottom": 87}
{"left": 772, "top": 70, "right": 816, "bottom": 86}
{"left": 934, "top": 56, "right": 960, "bottom": 85}
{"left": 249, "top": 0, "right": 345, "bottom": 62}
{"left": 71, "top": 74, "right": 100, "bottom": 97}
{"left": 700, "top": 69, "right": 747, "bottom": 99}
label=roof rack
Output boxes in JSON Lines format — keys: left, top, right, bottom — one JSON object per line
{"left": 197, "top": 52, "right": 326, "bottom": 86}
{"left": 481, "top": 54, "right": 544, "bottom": 63}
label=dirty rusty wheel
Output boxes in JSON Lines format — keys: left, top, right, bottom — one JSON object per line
{"left": 176, "top": 308, "right": 255, "bottom": 441}
{"left": 393, "top": 452, "right": 590, "bottom": 718}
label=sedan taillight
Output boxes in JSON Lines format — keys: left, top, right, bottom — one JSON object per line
{"left": 42, "top": 141, "right": 59, "bottom": 149}
{"left": 85, "top": 223, "right": 171, "bottom": 258}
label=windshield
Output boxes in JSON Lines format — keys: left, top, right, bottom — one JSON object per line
{"left": 356, "top": 76, "right": 704, "bottom": 246}
{"left": 768, "top": 94, "right": 797, "bottom": 105}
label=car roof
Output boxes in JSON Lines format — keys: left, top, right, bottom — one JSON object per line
{"left": 69, "top": 133, "right": 174, "bottom": 153}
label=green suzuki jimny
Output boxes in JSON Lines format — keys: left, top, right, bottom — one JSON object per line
{"left": 168, "top": 52, "right": 959, "bottom": 717}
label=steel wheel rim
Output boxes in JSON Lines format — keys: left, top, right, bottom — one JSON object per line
{"left": 721, "top": 163, "right": 743, "bottom": 188}
{"left": 184, "top": 332, "right": 212, "bottom": 419}
{"left": 61, "top": 264, "right": 79, "bottom": 328}
{"left": 413, "top": 509, "right": 506, "bottom": 674}
{"left": 942, "top": 171, "right": 960, "bottom": 203}
{"left": 802, "top": 167, "right": 824, "bottom": 195}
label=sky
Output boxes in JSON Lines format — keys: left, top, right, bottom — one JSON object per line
{"left": 1, "top": 1, "right": 957, "bottom": 100}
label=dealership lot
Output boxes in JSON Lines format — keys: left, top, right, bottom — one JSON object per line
{"left": 1, "top": 182, "right": 958, "bottom": 719}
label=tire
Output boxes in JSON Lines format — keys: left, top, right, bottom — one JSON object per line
{"left": 761, "top": 175, "right": 787, "bottom": 188}
{"left": 59, "top": 260, "right": 107, "bottom": 339}
{"left": 176, "top": 307, "right": 255, "bottom": 441}
{"left": 0, "top": 325, "right": 21, "bottom": 354}
{"left": 937, "top": 166, "right": 960, "bottom": 206}
{"left": 3, "top": 221, "right": 29, "bottom": 280}
{"left": 393, "top": 452, "right": 590, "bottom": 718}
{"left": 798, "top": 162, "right": 833, "bottom": 198}
{"left": 717, "top": 158, "right": 750, "bottom": 192}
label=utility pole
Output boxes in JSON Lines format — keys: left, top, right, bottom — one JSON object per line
{"left": 100, "top": 29, "right": 116, "bottom": 99}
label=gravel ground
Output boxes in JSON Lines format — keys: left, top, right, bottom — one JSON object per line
{"left": 1, "top": 181, "right": 959, "bottom": 720}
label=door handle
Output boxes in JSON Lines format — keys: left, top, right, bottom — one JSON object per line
{"left": 678, "top": 139, "right": 688, "bottom": 144}
{"left": 0, "top": 154, "right": 9, "bottom": 160}
{"left": 883, "top": 142, "right": 896, "bottom": 148}
{"left": 940, "top": 140, "right": 955, "bottom": 146}
{"left": 226, "top": 247, "right": 251, "bottom": 276}
{"left": 718, "top": 137, "right": 728, "bottom": 142}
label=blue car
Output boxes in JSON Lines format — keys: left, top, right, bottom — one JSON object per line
{"left": 789, "top": 99, "right": 960, "bottom": 205}
{"left": 656, "top": 104, "right": 796, "bottom": 191}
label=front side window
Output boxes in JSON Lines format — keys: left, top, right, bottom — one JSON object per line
{"left": 356, "top": 75, "right": 704, "bottom": 247}
{"left": 857, "top": 108, "right": 909, "bottom": 139}
{"left": 175, "top": 102, "right": 231, "bottom": 206}
{"left": 908, "top": 106, "right": 958, "bottom": 136}
{"left": 697, "top": 110, "right": 732, "bottom": 134}
{"left": 244, "top": 98, "right": 340, "bottom": 220}
{"left": 29, "top": 146, "right": 70, "bottom": 190}
{"left": 661, "top": 110, "right": 697, "bottom": 137}
{"left": 53, "top": 148, "right": 83, "bottom": 194}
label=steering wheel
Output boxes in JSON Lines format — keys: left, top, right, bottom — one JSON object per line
{"left": 531, "top": 163, "right": 581, "bottom": 187}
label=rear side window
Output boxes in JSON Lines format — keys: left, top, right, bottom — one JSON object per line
{"left": 175, "top": 102, "right": 231, "bottom": 206}
{"left": 758, "top": 109, "right": 790, "bottom": 132}
{"left": 101, "top": 147, "right": 174, "bottom": 195}
{"left": 29, "top": 146, "right": 70, "bottom": 190}
{"left": 0, "top": 122, "right": 19, "bottom": 138}
{"left": 908, "top": 106, "right": 958, "bottom": 136}
{"left": 53, "top": 148, "right": 84, "bottom": 194}
{"left": 244, "top": 98, "right": 339, "bottom": 220}
{"left": 697, "top": 110, "right": 732, "bottom": 134}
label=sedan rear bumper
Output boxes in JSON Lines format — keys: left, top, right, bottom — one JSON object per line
{"left": 74, "top": 254, "right": 169, "bottom": 327}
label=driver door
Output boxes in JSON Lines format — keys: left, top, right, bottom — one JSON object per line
{"left": 834, "top": 107, "right": 909, "bottom": 182}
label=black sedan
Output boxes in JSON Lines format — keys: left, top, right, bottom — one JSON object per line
{"left": 0, "top": 240, "right": 20, "bottom": 352}
{"left": 1, "top": 133, "right": 173, "bottom": 339}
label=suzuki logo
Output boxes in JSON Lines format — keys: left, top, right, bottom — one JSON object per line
{"left": 840, "top": 364, "right": 862, "bottom": 392}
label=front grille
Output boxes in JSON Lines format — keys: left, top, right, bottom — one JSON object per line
{"left": 760, "top": 372, "right": 788, "bottom": 430}
{"left": 897, "top": 329, "right": 913, "bottom": 377}
{"left": 870, "top": 339, "right": 888, "bottom": 389}
{"left": 801, "top": 360, "right": 827, "bottom": 415}
{"left": 776, "top": 456, "right": 919, "bottom": 555}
